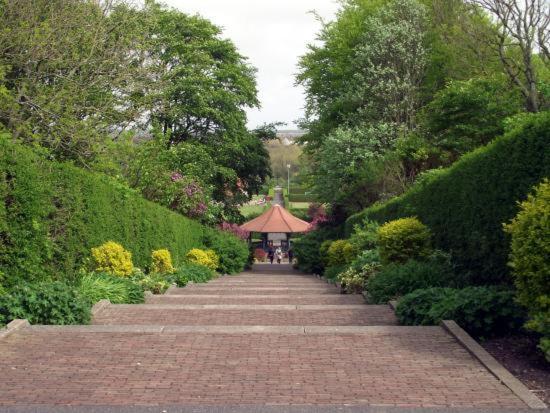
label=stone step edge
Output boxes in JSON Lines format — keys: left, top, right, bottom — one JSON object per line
{"left": 104, "top": 304, "right": 383, "bottom": 311}
{"left": 147, "top": 294, "right": 359, "bottom": 299}
{"left": 22, "top": 324, "right": 440, "bottom": 334}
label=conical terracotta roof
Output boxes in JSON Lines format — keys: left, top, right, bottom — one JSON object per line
{"left": 240, "top": 204, "right": 311, "bottom": 233}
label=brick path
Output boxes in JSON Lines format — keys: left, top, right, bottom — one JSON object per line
{"left": 0, "top": 264, "right": 531, "bottom": 409}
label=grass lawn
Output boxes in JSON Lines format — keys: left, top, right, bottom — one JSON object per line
{"left": 289, "top": 202, "right": 310, "bottom": 209}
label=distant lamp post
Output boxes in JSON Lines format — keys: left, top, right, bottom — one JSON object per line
{"left": 287, "top": 164, "right": 291, "bottom": 208}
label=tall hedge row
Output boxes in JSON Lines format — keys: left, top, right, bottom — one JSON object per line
{"left": 346, "top": 113, "right": 550, "bottom": 284}
{"left": 0, "top": 137, "right": 235, "bottom": 284}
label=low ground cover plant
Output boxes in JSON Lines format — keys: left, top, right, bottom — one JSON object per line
{"left": 169, "top": 263, "right": 217, "bottom": 287}
{"left": 365, "top": 252, "right": 456, "bottom": 303}
{"left": 78, "top": 272, "right": 144, "bottom": 304}
{"left": 0, "top": 281, "right": 91, "bottom": 325}
{"left": 396, "top": 286, "right": 526, "bottom": 337}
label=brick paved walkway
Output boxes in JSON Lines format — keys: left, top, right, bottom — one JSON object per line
{"left": 0, "top": 264, "right": 533, "bottom": 409}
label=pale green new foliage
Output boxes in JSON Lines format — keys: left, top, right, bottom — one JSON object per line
{"left": 327, "top": 240, "right": 357, "bottom": 267}
{"left": 504, "top": 180, "right": 550, "bottom": 360}
{"left": 377, "top": 217, "right": 431, "bottom": 264}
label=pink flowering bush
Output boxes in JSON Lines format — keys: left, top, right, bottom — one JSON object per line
{"left": 219, "top": 222, "right": 250, "bottom": 240}
{"left": 307, "top": 203, "right": 328, "bottom": 231}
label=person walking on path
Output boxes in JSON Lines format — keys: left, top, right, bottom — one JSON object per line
{"left": 267, "top": 247, "right": 274, "bottom": 264}
{"left": 275, "top": 247, "right": 283, "bottom": 264}
{"left": 287, "top": 249, "right": 294, "bottom": 264}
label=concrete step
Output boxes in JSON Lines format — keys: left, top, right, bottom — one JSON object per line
{"left": 146, "top": 294, "right": 365, "bottom": 305}
{"left": 167, "top": 287, "right": 340, "bottom": 295}
{"left": 0, "top": 325, "right": 526, "bottom": 408}
{"left": 92, "top": 304, "right": 398, "bottom": 326}
{"left": 186, "top": 283, "right": 334, "bottom": 289}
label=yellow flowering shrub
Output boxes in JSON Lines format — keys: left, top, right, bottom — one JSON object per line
{"left": 185, "top": 248, "right": 217, "bottom": 271}
{"left": 91, "top": 241, "right": 133, "bottom": 277}
{"left": 377, "top": 217, "right": 431, "bottom": 264}
{"left": 150, "top": 249, "right": 175, "bottom": 274}
{"left": 206, "top": 249, "right": 220, "bottom": 270}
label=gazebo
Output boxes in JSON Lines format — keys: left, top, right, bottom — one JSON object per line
{"left": 240, "top": 204, "right": 310, "bottom": 251}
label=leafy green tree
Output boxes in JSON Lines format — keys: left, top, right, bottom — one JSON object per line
{"left": 145, "top": 1, "right": 258, "bottom": 146}
{"left": 0, "top": 0, "right": 148, "bottom": 163}
{"left": 421, "top": 76, "right": 523, "bottom": 157}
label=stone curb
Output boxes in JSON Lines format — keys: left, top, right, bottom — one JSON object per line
{"left": 91, "top": 299, "right": 111, "bottom": 316}
{"left": 0, "top": 319, "right": 30, "bottom": 340}
{"left": 165, "top": 283, "right": 178, "bottom": 295}
{"left": 441, "top": 320, "right": 547, "bottom": 410}
{"left": 388, "top": 300, "right": 398, "bottom": 311}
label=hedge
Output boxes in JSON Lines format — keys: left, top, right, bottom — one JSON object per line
{"left": 0, "top": 137, "right": 243, "bottom": 285}
{"left": 289, "top": 194, "right": 316, "bottom": 203}
{"left": 346, "top": 112, "right": 550, "bottom": 284}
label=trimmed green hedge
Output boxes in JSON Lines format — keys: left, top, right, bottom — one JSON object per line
{"left": 346, "top": 112, "right": 550, "bottom": 283}
{"left": 0, "top": 137, "right": 244, "bottom": 285}
{"left": 289, "top": 194, "right": 316, "bottom": 203}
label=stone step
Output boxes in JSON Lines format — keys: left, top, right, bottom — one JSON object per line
{"left": 146, "top": 294, "right": 365, "bottom": 305}
{"left": 186, "top": 283, "right": 333, "bottom": 289}
{"left": 92, "top": 304, "right": 398, "bottom": 326}
{"left": 0, "top": 325, "right": 526, "bottom": 408}
{"left": 168, "top": 287, "right": 340, "bottom": 295}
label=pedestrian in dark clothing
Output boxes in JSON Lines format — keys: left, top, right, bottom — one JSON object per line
{"left": 267, "top": 247, "right": 274, "bottom": 264}
{"left": 287, "top": 249, "right": 294, "bottom": 264}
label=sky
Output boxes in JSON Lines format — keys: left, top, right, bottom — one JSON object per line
{"left": 162, "top": 0, "right": 340, "bottom": 130}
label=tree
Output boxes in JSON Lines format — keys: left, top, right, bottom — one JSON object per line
{"left": 145, "top": 2, "right": 258, "bottom": 146}
{"left": 350, "top": 0, "right": 428, "bottom": 128}
{"left": 0, "top": 0, "right": 148, "bottom": 163}
{"left": 421, "top": 76, "right": 523, "bottom": 156}
{"left": 466, "top": 0, "right": 550, "bottom": 112}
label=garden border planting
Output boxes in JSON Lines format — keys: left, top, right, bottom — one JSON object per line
{"left": 442, "top": 320, "right": 547, "bottom": 409}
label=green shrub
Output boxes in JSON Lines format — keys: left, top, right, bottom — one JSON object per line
{"left": 395, "top": 288, "right": 453, "bottom": 325}
{"left": 170, "top": 263, "right": 216, "bottom": 286}
{"left": 135, "top": 273, "right": 171, "bottom": 294}
{"left": 327, "top": 240, "right": 357, "bottom": 267}
{"left": 350, "top": 249, "right": 380, "bottom": 272}
{"left": 319, "top": 240, "right": 333, "bottom": 268}
{"left": 349, "top": 219, "right": 379, "bottom": 252}
{"left": 0, "top": 136, "right": 241, "bottom": 285}
{"left": 203, "top": 232, "right": 248, "bottom": 274}
{"left": 0, "top": 281, "right": 91, "bottom": 325}
{"left": 397, "top": 286, "right": 526, "bottom": 337}
{"left": 91, "top": 241, "right": 134, "bottom": 277}
{"left": 366, "top": 253, "right": 456, "bottom": 303}
{"left": 337, "top": 267, "right": 365, "bottom": 294}
{"left": 346, "top": 112, "right": 550, "bottom": 283}
{"left": 150, "top": 249, "right": 175, "bottom": 274}
{"left": 78, "top": 272, "right": 144, "bottom": 304}
{"left": 293, "top": 227, "right": 340, "bottom": 274}
{"left": 324, "top": 264, "right": 347, "bottom": 280}
{"left": 504, "top": 179, "right": 550, "bottom": 360}
{"left": 377, "top": 218, "right": 431, "bottom": 264}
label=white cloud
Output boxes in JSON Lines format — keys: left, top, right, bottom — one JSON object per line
{"left": 161, "top": 0, "right": 340, "bottom": 129}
